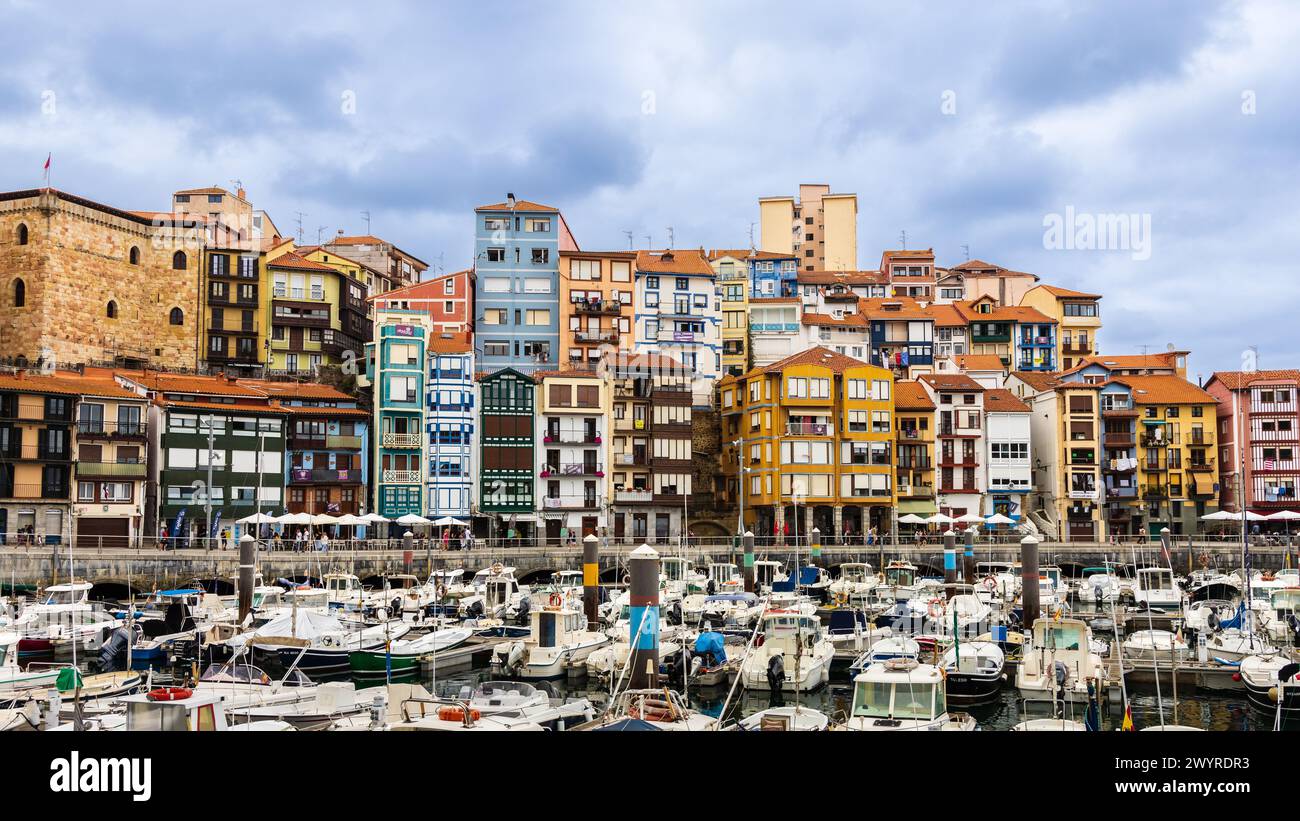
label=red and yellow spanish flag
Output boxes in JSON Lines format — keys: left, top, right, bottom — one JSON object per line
{"left": 1121, "top": 704, "right": 1135, "bottom": 731}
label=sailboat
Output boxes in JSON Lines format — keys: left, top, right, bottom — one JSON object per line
{"left": 348, "top": 626, "right": 473, "bottom": 680}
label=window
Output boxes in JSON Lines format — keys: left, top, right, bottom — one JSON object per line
{"left": 12, "top": 278, "right": 24, "bottom": 308}
{"left": 570, "top": 259, "right": 601, "bottom": 280}
{"left": 531, "top": 248, "right": 549, "bottom": 264}
{"left": 484, "top": 277, "right": 510, "bottom": 293}
{"left": 525, "top": 309, "right": 550, "bottom": 326}
{"left": 106, "top": 300, "right": 118, "bottom": 319}
{"left": 169, "top": 307, "right": 184, "bottom": 325}
{"left": 486, "top": 247, "right": 505, "bottom": 262}
{"left": 525, "top": 218, "right": 551, "bottom": 232}
{"left": 482, "top": 308, "right": 506, "bottom": 325}
{"left": 675, "top": 277, "right": 688, "bottom": 291}
{"left": 611, "top": 261, "right": 631, "bottom": 282}
{"left": 17, "top": 223, "right": 28, "bottom": 245}
{"left": 443, "top": 278, "right": 454, "bottom": 294}
{"left": 129, "top": 246, "right": 140, "bottom": 265}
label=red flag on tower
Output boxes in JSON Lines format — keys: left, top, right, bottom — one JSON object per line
{"left": 43, "top": 153, "right": 51, "bottom": 185}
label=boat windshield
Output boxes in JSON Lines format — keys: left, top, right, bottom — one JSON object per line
{"left": 842, "top": 566, "right": 867, "bottom": 583}
{"left": 1139, "top": 569, "right": 1174, "bottom": 590}
{"left": 892, "top": 683, "right": 937, "bottom": 720}
{"left": 662, "top": 560, "right": 685, "bottom": 581}
{"left": 851, "top": 679, "right": 894, "bottom": 718}
{"left": 1040, "top": 624, "right": 1084, "bottom": 651}
{"left": 886, "top": 567, "right": 915, "bottom": 586}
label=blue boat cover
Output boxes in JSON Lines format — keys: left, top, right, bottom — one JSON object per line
{"left": 828, "top": 609, "right": 867, "bottom": 633}
{"left": 799, "top": 567, "right": 819, "bottom": 585}
{"left": 158, "top": 588, "right": 204, "bottom": 597}
{"left": 1218, "top": 602, "right": 1246, "bottom": 631}
{"left": 771, "top": 578, "right": 796, "bottom": 592}
{"left": 694, "top": 631, "right": 727, "bottom": 664}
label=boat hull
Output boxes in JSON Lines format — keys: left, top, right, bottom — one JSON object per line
{"left": 944, "top": 669, "right": 1004, "bottom": 704}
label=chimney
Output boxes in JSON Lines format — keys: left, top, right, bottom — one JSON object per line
{"left": 337, "top": 229, "right": 344, "bottom": 236}
{"left": 237, "top": 186, "right": 246, "bottom": 200}
{"left": 507, "top": 192, "right": 516, "bottom": 209}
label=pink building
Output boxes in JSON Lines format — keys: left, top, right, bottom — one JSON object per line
{"left": 370, "top": 269, "right": 474, "bottom": 339}
{"left": 1204, "top": 369, "right": 1300, "bottom": 514}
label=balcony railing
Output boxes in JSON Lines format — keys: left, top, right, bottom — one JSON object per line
{"left": 1103, "top": 432, "right": 1134, "bottom": 446}
{"left": 1188, "top": 458, "right": 1215, "bottom": 473}
{"left": 382, "top": 470, "right": 420, "bottom": 484}
{"left": 1141, "top": 434, "right": 1171, "bottom": 448}
{"left": 544, "top": 432, "right": 601, "bottom": 445}
{"left": 1, "top": 483, "right": 68, "bottom": 500}
{"left": 614, "top": 489, "right": 654, "bottom": 503}
{"left": 574, "top": 330, "right": 619, "bottom": 344}
{"left": 77, "top": 461, "right": 146, "bottom": 478}
{"left": 1142, "top": 485, "right": 1168, "bottom": 500}
{"left": 786, "top": 422, "right": 833, "bottom": 436}
{"left": 573, "top": 300, "right": 624, "bottom": 316}
{"left": 76, "top": 420, "right": 147, "bottom": 438}
{"left": 1107, "top": 486, "right": 1138, "bottom": 499}
{"left": 382, "top": 432, "right": 422, "bottom": 449}
{"left": 540, "top": 463, "right": 604, "bottom": 477}
{"left": 1189, "top": 431, "right": 1207, "bottom": 445}
{"left": 291, "top": 468, "right": 362, "bottom": 483}
{"left": 327, "top": 434, "right": 363, "bottom": 450}
{"left": 542, "top": 495, "right": 601, "bottom": 509}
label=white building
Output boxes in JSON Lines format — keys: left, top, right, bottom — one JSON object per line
{"left": 917, "top": 373, "right": 986, "bottom": 519}
{"left": 535, "top": 370, "right": 611, "bottom": 543}
{"left": 983, "top": 389, "right": 1033, "bottom": 521}
{"left": 633, "top": 250, "right": 720, "bottom": 406}
{"left": 426, "top": 337, "right": 475, "bottom": 519}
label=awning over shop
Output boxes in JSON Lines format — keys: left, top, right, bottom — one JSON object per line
{"left": 897, "top": 500, "right": 938, "bottom": 515}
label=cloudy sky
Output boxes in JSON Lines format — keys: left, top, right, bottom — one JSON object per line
{"left": 1, "top": 0, "right": 1296, "bottom": 377}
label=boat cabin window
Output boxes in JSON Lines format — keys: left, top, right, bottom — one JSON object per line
{"left": 1042, "top": 568, "right": 1062, "bottom": 588}
{"left": 1138, "top": 569, "right": 1173, "bottom": 590}
{"left": 886, "top": 566, "right": 915, "bottom": 586}
{"left": 842, "top": 565, "right": 867, "bottom": 583}
{"left": 43, "top": 587, "right": 86, "bottom": 606}
{"left": 1039, "top": 624, "right": 1084, "bottom": 651}
{"left": 893, "top": 683, "right": 939, "bottom": 720}
{"left": 851, "top": 679, "right": 894, "bottom": 718}
{"left": 196, "top": 704, "right": 217, "bottom": 731}
{"left": 201, "top": 664, "right": 272, "bottom": 684}
{"left": 662, "top": 560, "right": 685, "bottom": 581}
{"left": 127, "top": 701, "right": 189, "bottom": 731}
{"left": 709, "top": 564, "right": 736, "bottom": 583}
{"left": 1271, "top": 590, "right": 1300, "bottom": 613}
{"left": 487, "top": 581, "right": 511, "bottom": 606}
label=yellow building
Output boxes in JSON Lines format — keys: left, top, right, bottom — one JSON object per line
{"left": 1112, "top": 375, "right": 1220, "bottom": 536}
{"left": 719, "top": 346, "right": 895, "bottom": 542}
{"left": 708, "top": 250, "right": 753, "bottom": 377}
{"left": 266, "top": 245, "right": 371, "bottom": 374}
{"left": 757, "top": 184, "right": 858, "bottom": 272}
{"left": 1014, "top": 373, "right": 1105, "bottom": 542}
{"left": 1020, "top": 285, "right": 1102, "bottom": 371}
{"left": 894, "top": 381, "right": 937, "bottom": 520}
{"left": 557, "top": 251, "right": 636, "bottom": 367}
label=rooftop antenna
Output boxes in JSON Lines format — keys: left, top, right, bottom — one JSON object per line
{"left": 360, "top": 210, "right": 371, "bottom": 234}
{"left": 623, "top": 230, "right": 633, "bottom": 250}
{"left": 961, "top": 244, "right": 970, "bottom": 261}
{"left": 899, "top": 230, "right": 907, "bottom": 248}
{"left": 316, "top": 225, "right": 329, "bottom": 244}
{"left": 294, "top": 212, "right": 307, "bottom": 244}
{"left": 666, "top": 226, "right": 675, "bottom": 249}
{"left": 644, "top": 234, "right": 652, "bottom": 249}
{"left": 748, "top": 222, "right": 756, "bottom": 252}
{"left": 437, "top": 252, "right": 445, "bottom": 276}
{"left": 230, "top": 179, "right": 244, "bottom": 194}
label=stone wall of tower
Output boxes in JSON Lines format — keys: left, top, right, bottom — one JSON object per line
{"left": 0, "top": 190, "right": 204, "bottom": 369}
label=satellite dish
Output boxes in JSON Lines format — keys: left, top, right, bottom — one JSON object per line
{"left": 1167, "top": 343, "right": 1175, "bottom": 352}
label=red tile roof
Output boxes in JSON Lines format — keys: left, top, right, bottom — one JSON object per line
{"left": 758, "top": 346, "right": 872, "bottom": 375}
{"left": 474, "top": 200, "right": 559, "bottom": 213}
{"left": 1110, "top": 375, "right": 1216, "bottom": 405}
{"left": 918, "top": 373, "right": 985, "bottom": 392}
{"left": 268, "top": 251, "right": 338, "bottom": 274}
{"left": 1207, "top": 370, "right": 1300, "bottom": 390}
{"left": 984, "top": 388, "right": 1031, "bottom": 413}
{"left": 797, "top": 270, "right": 888, "bottom": 286}
{"left": 1035, "top": 284, "right": 1102, "bottom": 300}
{"left": 122, "top": 372, "right": 267, "bottom": 398}
{"left": 635, "top": 249, "right": 714, "bottom": 276}
{"left": 706, "top": 248, "right": 794, "bottom": 261}
{"left": 950, "top": 301, "right": 1056, "bottom": 324}
{"left": 801, "top": 312, "right": 869, "bottom": 328}
{"left": 0, "top": 371, "right": 141, "bottom": 399}
{"left": 953, "top": 354, "right": 1006, "bottom": 372}
{"left": 894, "top": 380, "right": 936, "bottom": 410}
{"left": 858, "top": 297, "right": 933, "bottom": 321}
{"left": 1010, "top": 371, "right": 1064, "bottom": 393}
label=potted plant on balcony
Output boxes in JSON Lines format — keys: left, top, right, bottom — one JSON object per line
{"left": 540, "top": 468, "right": 551, "bottom": 478}
{"left": 595, "top": 470, "right": 605, "bottom": 478}
{"left": 543, "top": 435, "right": 553, "bottom": 443}
{"left": 594, "top": 436, "right": 602, "bottom": 444}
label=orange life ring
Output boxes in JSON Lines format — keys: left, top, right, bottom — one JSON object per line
{"left": 147, "top": 686, "right": 192, "bottom": 702}
{"left": 548, "top": 593, "right": 563, "bottom": 608}
{"left": 927, "top": 598, "right": 945, "bottom": 619}
{"left": 437, "top": 705, "right": 482, "bottom": 722}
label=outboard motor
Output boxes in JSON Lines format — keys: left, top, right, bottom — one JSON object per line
{"left": 515, "top": 596, "right": 532, "bottom": 626}
{"left": 667, "top": 601, "right": 682, "bottom": 627}
{"left": 98, "top": 626, "right": 133, "bottom": 671}
{"left": 390, "top": 597, "right": 403, "bottom": 618}
{"left": 766, "top": 653, "right": 785, "bottom": 692}
{"left": 706, "top": 579, "right": 717, "bottom": 595}
{"left": 506, "top": 641, "right": 526, "bottom": 673}
{"left": 466, "top": 599, "right": 485, "bottom": 620}
{"left": 690, "top": 655, "right": 703, "bottom": 677}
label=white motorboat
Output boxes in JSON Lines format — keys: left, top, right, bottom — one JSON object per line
{"left": 1012, "top": 717, "right": 1088, "bottom": 731}
{"left": 941, "top": 593, "right": 993, "bottom": 637}
{"left": 491, "top": 603, "right": 610, "bottom": 679}
{"left": 1122, "top": 629, "right": 1189, "bottom": 663}
{"left": 740, "top": 611, "right": 834, "bottom": 692}
{"left": 940, "top": 640, "right": 1005, "bottom": 704}
{"left": 828, "top": 563, "right": 878, "bottom": 602}
{"left": 1204, "top": 629, "right": 1277, "bottom": 664}
{"left": 585, "top": 638, "right": 682, "bottom": 681}
{"left": 193, "top": 660, "right": 319, "bottom": 714}
{"left": 1016, "top": 617, "right": 1107, "bottom": 704}
{"left": 1132, "top": 567, "right": 1182, "bottom": 609}
{"left": 1076, "top": 567, "right": 1121, "bottom": 603}
{"left": 1183, "top": 599, "right": 1236, "bottom": 633}
{"left": 1239, "top": 652, "right": 1300, "bottom": 718}
{"left": 752, "top": 560, "right": 787, "bottom": 594}
{"left": 1260, "top": 587, "right": 1300, "bottom": 644}
{"left": 880, "top": 561, "right": 920, "bottom": 601}
{"left": 459, "top": 565, "right": 528, "bottom": 621}
{"left": 697, "top": 592, "right": 763, "bottom": 628}
{"left": 736, "top": 705, "right": 831, "bottom": 731}
{"left": 458, "top": 680, "right": 549, "bottom": 716}
{"left": 704, "top": 562, "right": 744, "bottom": 595}
{"left": 8, "top": 582, "right": 120, "bottom": 657}
{"left": 0, "top": 630, "right": 73, "bottom": 696}
{"left": 839, "top": 659, "right": 976, "bottom": 731}
{"left": 848, "top": 636, "right": 920, "bottom": 677}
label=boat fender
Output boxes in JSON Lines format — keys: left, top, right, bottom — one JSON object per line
{"left": 437, "top": 705, "right": 482, "bottom": 722}
{"left": 147, "top": 686, "right": 192, "bottom": 702}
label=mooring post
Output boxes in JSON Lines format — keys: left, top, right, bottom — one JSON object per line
{"left": 628, "top": 543, "right": 661, "bottom": 690}
{"left": 963, "top": 526, "right": 977, "bottom": 584}
{"left": 944, "top": 529, "right": 958, "bottom": 598}
{"left": 1021, "top": 535, "right": 1040, "bottom": 631}
{"left": 237, "top": 533, "right": 255, "bottom": 623}
{"left": 583, "top": 533, "right": 600, "bottom": 632}
{"left": 742, "top": 530, "right": 755, "bottom": 593}
{"left": 810, "top": 526, "right": 821, "bottom": 567}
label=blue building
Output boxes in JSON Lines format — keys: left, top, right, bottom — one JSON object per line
{"left": 1012, "top": 309, "right": 1058, "bottom": 371}
{"left": 747, "top": 251, "right": 799, "bottom": 299}
{"left": 864, "top": 298, "right": 935, "bottom": 377}
{"left": 427, "top": 338, "right": 475, "bottom": 520}
{"left": 364, "top": 318, "right": 427, "bottom": 518}
{"left": 473, "top": 196, "right": 576, "bottom": 375}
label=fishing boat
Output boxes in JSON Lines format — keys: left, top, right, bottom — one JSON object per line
{"left": 704, "top": 562, "right": 744, "bottom": 594}
{"left": 456, "top": 680, "right": 550, "bottom": 716}
{"left": 348, "top": 626, "right": 474, "bottom": 679}
{"left": 828, "top": 563, "right": 878, "bottom": 602}
{"left": 736, "top": 705, "right": 831, "bottom": 731}
{"left": 879, "top": 561, "right": 920, "bottom": 601}
{"left": 839, "top": 658, "right": 977, "bottom": 731}
{"left": 1132, "top": 566, "right": 1182, "bottom": 609}
{"left": 940, "top": 640, "right": 1005, "bottom": 704}
{"left": 109, "top": 688, "right": 295, "bottom": 732}
{"left": 490, "top": 601, "right": 610, "bottom": 679}
{"left": 847, "top": 635, "right": 921, "bottom": 677}
{"left": 740, "top": 611, "right": 834, "bottom": 692}
{"left": 697, "top": 592, "right": 763, "bottom": 628}
{"left": 752, "top": 560, "right": 787, "bottom": 594}
{"left": 1016, "top": 617, "right": 1107, "bottom": 704}
{"left": 825, "top": 609, "right": 893, "bottom": 661}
